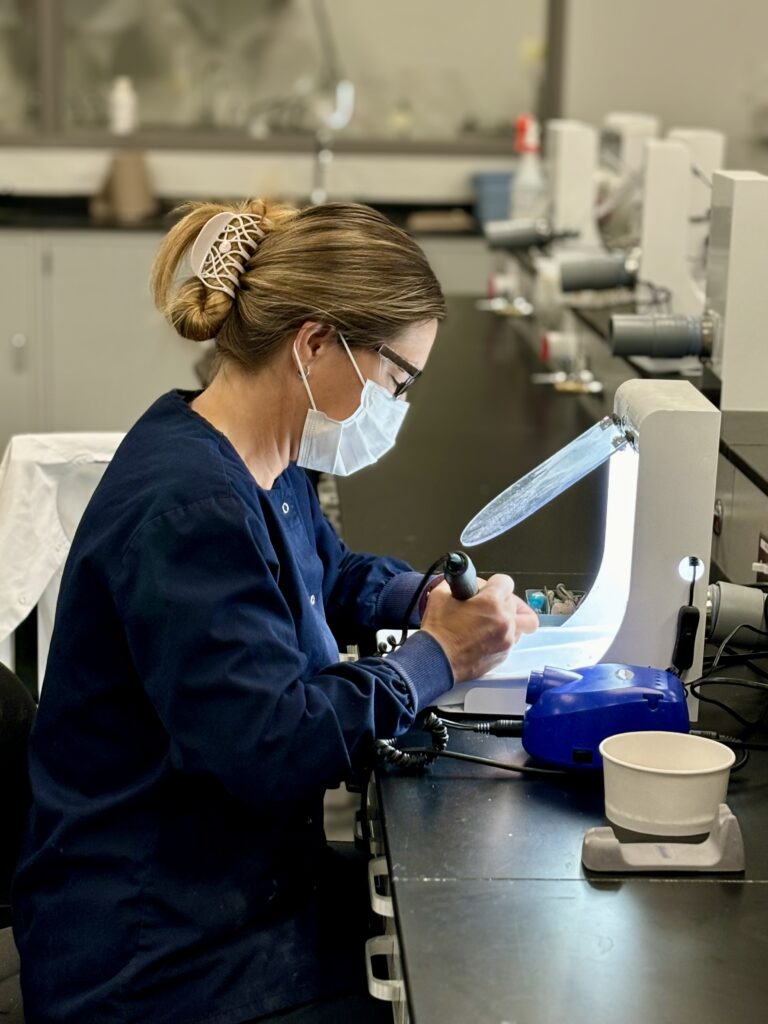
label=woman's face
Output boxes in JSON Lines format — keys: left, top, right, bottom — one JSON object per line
{"left": 301, "top": 319, "right": 438, "bottom": 421}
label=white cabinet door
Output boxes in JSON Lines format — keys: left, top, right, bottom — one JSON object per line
{"left": 42, "top": 232, "right": 202, "bottom": 433}
{"left": 0, "top": 233, "right": 42, "bottom": 452}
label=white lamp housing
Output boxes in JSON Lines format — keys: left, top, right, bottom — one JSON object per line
{"left": 454, "top": 380, "right": 720, "bottom": 720}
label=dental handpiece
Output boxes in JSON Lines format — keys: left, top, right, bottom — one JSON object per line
{"left": 444, "top": 551, "right": 479, "bottom": 601}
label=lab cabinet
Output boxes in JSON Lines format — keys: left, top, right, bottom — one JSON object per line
{"left": 0, "top": 230, "right": 201, "bottom": 451}
{"left": 0, "top": 235, "right": 43, "bottom": 447}
{"left": 42, "top": 232, "right": 199, "bottom": 432}
{"left": 0, "top": 228, "right": 488, "bottom": 455}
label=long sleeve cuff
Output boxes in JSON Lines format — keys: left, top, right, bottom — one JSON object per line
{"left": 387, "top": 630, "right": 454, "bottom": 711}
{"left": 376, "top": 571, "right": 442, "bottom": 627}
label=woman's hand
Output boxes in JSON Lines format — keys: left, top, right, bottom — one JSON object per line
{"left": 420, "top": 575, "right": 538, "bottom": 684}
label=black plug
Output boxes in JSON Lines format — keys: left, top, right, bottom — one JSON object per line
{"left": 671, "top": 605, "right": 700, "bottom": 673}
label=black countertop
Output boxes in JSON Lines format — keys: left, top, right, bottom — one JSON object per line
{"left": 376, "top": 719, "right": 768, "bottom": 1024}
{"left": 393, "top": 875, "right": 768, "bottom": 1024}
{"left": 0, "top": 194, "right": 177, "bottom": 232}
{"left": 0, "top": 195, "right": 480, "bottom": 237}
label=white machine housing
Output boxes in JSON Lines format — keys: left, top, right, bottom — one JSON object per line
{"left": 451, "top": 379, "right": 720, "bottom": 719}
{"left": 706, "top": 170, "right": 768, "bottom": 412}
{"left": 545, "top": 119, "right": 601, "bottom": 248}
{"left": 639, "top": 132, "right": 725, "bottom": 318}
{"left": 602, "top": 112, "right": 660, "bottom": 175}
{"left": 668, "top": 127, "right": 726, "bottom": 265}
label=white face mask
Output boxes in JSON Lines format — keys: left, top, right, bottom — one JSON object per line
{"left": 294, "top": 333, "right": 409, "bottom": 476}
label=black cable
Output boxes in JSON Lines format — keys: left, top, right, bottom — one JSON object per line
{"left": 711, "top": 624, "right": 768, "bottom": 671}
{"left": 726, "top": 739, "right": 768, "bottom": 751}
{"left": 375, "top": 711, "right": 449, "bottom": 770}
{"left": 701, "top": 654, "right": 768, "bottom": 685}
{"left": 687, "top": 728, "right": 761, "bottom": 772}
{"left": 377, "top": 713, "right": 534, "bottom": 774}
{"left": 703, "top": 650, "right": 768, "bottom": 671}
{"left": 427, "top": 717, "right": 485, "bottom": 731}
{"left": 395, "top": 555, "right": 448, "bottom": 650}
{"left": 688, "top": 678, "right": 768, "bottom": 731}
{"left": 435, "top": 712, "right": 525, "bottom": 731}
{"left": 400, "top": 747, "right": 568, "bottom": 777}
{"left": 687, "top": 557, "right": 698, "bottom": 608}
{"left": 732, "top": 749, "right": 750, "bottom": 773}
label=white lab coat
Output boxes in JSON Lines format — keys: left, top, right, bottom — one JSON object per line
{"left": 0, "top": 433, "right": 123, "bottom": 681}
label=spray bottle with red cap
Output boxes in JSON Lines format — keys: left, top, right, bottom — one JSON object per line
{"left": 510, "top": 113, "right": 546, "bottom": 219}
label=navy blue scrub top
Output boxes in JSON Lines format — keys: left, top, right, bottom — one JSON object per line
{"left": 13, "top": 390, "right": 452, "bottom": 1024}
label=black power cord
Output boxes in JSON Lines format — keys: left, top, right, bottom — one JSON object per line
{"left": 689, "top": 678, "right": 768, "bottom": 732}
{"left": 375, "top": 711, "right": 568, "bottom": 777}
{"left": 375, "top": 711, "right": 449, "bottom": 770}
{"left": 397, "top": 746, "right": 569, "bottom": 777}
{"left": 692, "top": 729, "right": 768, "bottom": 751}
{"left": 708, "top": 623, "right": 768, "bottom": 670}
{"left": 685, "top": 623, "right": 768, "bottom": 773}
{"left": 393, "top": 554, "right": 449, "bottom": 650}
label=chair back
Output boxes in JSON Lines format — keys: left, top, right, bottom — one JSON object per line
{"left": 0, "top": 663, "right": 35, "bottom": 916}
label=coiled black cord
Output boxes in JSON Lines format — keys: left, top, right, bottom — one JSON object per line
{"left": 376, "top": 712, "right": 568, "bottom": 777}
{"left": 375, "top": 711, "right": 449, "bottom": 769}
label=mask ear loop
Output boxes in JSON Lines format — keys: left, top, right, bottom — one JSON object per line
{"left": 337, "top": 330, "right": 367, "bottom": 388}
{"left": 293, "top": 342, "right": 317, "bottom": 411}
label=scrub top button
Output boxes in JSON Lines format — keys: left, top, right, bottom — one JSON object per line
{"left": 281, "top": 502, "right": 290, "bottom": 514}
{"left": 310, "top": 594, "right": 316, "bottom": 606}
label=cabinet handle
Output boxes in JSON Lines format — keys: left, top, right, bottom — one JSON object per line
{"left": 365, "top": 935, "right": 404, "bottom": 1002}
{"left": 10, "top": 333, "right": 28, "bottom": 372}
{"left": 368, "top": 856, "right": 394, "bottom": 918}
{"left": 354, "top": 811, "right": 384, "bottom": 855}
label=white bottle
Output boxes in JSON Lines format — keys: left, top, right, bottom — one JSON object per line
{"left": 108, "top": 76, "right": 138, "bottom": 136}
{"left": 510, "top": 114, "right": 546, "bottom": 218}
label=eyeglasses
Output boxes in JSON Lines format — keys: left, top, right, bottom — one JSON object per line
{"left": 375, "top": 344, "right": 422, "bottom": 398}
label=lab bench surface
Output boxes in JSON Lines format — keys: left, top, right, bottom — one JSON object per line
{"left": 375, "top": 730, "right": 768, "bottom": 1024}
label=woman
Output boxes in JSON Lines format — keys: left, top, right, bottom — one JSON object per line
{"left": 13, "top": 200, "right": 537, "bottom": 1023}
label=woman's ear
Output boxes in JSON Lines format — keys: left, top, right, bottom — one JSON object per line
{"left": 293, "top": 322, "right": 337, "bottom": 368}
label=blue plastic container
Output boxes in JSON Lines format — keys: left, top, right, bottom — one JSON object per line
{"left": 472, "top": 171, "right": 514, "bottom": 225}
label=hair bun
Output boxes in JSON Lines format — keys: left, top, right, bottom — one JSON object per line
{"left": 168, "top": 279, "right": 233, "bottom": 342}
{"left": 151, "top": 198, "right": 298, "bottom": 342}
